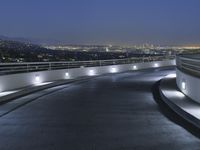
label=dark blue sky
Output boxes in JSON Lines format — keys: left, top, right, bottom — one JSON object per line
{"left": 0, "top": 0, "right": 200, "bottom": 45}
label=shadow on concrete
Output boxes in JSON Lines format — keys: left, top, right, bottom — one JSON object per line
{"left": 151, "top": 81, "right": 200, "bottom": 138}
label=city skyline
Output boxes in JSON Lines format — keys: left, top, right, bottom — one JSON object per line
{"left": 0, "top": 0, "right": 200, "bottom": 45}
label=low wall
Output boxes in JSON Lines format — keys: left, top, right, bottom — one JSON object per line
{"left": 0, "top": 60, "right": 175, "bottom": 92}
{"left": 176, "top": 69, "right": 200, "bottom": 103}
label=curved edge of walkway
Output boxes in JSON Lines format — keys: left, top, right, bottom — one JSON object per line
{"left": 156, "top": 77, "right": 200, "bottom": 136}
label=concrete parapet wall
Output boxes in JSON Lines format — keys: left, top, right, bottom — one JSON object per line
{"left": 0, "top": 60, "right": 175, "bottom": 92}
{"left": 176, "top": 68, "right": 200, "bottom": 103}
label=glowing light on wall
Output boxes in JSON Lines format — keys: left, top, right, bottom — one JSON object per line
{"left": 111, "top": 67, "right": 117, "bottom": 73}
{"left": 133, "top": 65, "right": 137, "bottom": 70}
{"left": 154, "top": 63, "right": 159, "bottom": 67}
{"left": 65, "top": 72, "right": 70, "bottom": 79}
{"left": 88, "top": 70, "right": 95, "bottom": 76}
{"left": 65, "top": 72, "right": 69, "bottom": 77}
{"left": 35, "top": 74, "right": 41, "bottom": 83}
{"left": 182, "top": 81, "right": 186, "bottom": 90}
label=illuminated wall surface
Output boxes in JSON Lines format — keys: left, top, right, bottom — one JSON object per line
{"left": 0, "top": 60, "right": 175, "bottom": 92}
{"left": 176, "top": 69, "right": 200, "bottom": 103}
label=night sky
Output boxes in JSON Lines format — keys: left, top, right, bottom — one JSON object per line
{"left": 0, "top": 0, "right": 200, "bottom": 45}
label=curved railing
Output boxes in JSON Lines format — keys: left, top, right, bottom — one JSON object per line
{"left": 0, "top": 55, "right": 174, "bottom": 75}
{"left": 176, "top": 54, "right": 200, "bottom": 77}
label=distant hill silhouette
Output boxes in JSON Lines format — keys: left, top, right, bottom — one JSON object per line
{"left": 0, "top": 35, "right": 62, "bottom": 45}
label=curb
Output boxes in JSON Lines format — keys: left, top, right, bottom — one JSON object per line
{"left": 157, "top": 78, "right": 200, "bottom": 131}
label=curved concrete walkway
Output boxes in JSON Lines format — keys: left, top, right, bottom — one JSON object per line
{"left": 0, "top": 67, "right": 199, "bottom": 150}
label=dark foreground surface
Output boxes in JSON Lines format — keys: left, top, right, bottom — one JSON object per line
{"left": 0, "top": 67, "right": 199, "bottom": 150}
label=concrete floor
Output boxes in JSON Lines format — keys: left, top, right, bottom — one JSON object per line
{"left": 0, "top": 68, "right": 199, "bottom": 150}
